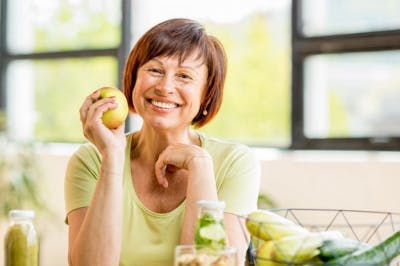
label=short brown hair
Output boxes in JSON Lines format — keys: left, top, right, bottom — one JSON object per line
{"left": 123, "top": 18, "right": 227, "bottom": 128}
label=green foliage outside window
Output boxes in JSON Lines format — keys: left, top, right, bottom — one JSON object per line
{"left": 0, "top": 111, "right": 5, "bottom": 132}
{"left": 32, "top": 0, "right": 120, "bottom": 52}
{"left": 33, "top": 57, "right": 118, "bottom": 142}
{"left": 27, "top": 2, "right": 119, "bottom": 142}
{"left": 328, "top": 90, "right": 349, "bottom": 137}
{"left": 201, "top": 15, "right": 290, "bottom": 146}
{"left": 0, "top": 135, "right": 47, "bottom": 218}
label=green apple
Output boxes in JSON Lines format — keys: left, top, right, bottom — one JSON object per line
{"left": 99, "top": 86, "right": 129, "bottom": 129}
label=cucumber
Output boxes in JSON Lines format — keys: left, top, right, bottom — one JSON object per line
{"left": 322, "top": 230, "right": 400, "bottom": 266}
{"left": 319, "top": 238, "right": 370, "bottom": 261}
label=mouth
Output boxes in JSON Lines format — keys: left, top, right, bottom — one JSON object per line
{"left": 149, "top": 99, "right": 181, "bottom": 109}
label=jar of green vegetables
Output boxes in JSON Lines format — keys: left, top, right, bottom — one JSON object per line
{"left": 4, "top": 210, "right": 39, "bottom": 266}
{"left": 194, "top": 200, "right": 227, "bottom": 250}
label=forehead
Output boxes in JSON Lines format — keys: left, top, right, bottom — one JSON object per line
{"left": 149, "top": 52, "right": 207, "bottom": 72}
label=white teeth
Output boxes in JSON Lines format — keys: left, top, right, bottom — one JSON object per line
{"left": 151, "top": 100, "right": 178, "bottom": 109}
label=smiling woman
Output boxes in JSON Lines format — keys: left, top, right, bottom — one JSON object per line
{"left": 65, "top": 18, "right": 260, "bottom": 266}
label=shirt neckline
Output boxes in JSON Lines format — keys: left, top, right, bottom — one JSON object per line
{"left": 125, "top": 132, "right": 193, "bottom": 218}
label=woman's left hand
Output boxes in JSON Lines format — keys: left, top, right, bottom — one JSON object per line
{"left": 154, "top": 143, "right": 213, "bottom": 188}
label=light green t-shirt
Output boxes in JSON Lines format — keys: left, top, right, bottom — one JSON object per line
{"left": 64, "top": 131, "right": 260, "bottom": 266}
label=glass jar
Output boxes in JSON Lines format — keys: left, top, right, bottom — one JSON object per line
{"left": 194, "top": 200, "right": 227, "bottom": 250}
{"left": 174, "top": 245, "right": 237, "bottom": 266}
{"left": 4, "top": 210, "right": 39, "bottom": 266}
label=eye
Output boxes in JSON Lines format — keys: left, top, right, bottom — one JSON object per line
{"left": 147, "top": 68, "right": 163, "bottom": 75}
{"left": 177, "top": 73, "right": 193, "bottom": 80}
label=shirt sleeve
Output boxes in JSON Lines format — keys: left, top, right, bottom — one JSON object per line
{"left": 216, "top": 144, "right": 260, "bottom": 216}
{"left": 64, "top": 143, "right": 101, "bottom": 224}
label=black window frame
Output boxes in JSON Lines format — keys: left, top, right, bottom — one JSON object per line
{"left": 291, "top": 0, "right": 400, "bottom": 150}
{"left": 0, "top": 0, "right": 132, "bottom": 138}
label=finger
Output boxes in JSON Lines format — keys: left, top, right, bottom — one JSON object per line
{"left": 86, "top": 97, "right": 117, "bottom": 123}
{"left": 80, "top": 90, "right": 101, "bottom": 123}
{"left": 81, "top": 98, "right": 117, "bottom": 139}
{"left": 89, "top": 89, "right": 101, "bottom": 101}
{"left": 84, "top": 90, "right": 101, "bottom": 108}
{"left": 154, "top": 157, "right": 168, "bottom": 188}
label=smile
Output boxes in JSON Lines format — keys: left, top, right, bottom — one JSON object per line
{"left": 150, "top": 99, "right": 180, "bottom": 109}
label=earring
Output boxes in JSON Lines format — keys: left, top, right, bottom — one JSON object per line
{"left": 202, "top": 109, "right": 208, "bottom": 116}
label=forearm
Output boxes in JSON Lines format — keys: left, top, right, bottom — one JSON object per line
{"left": 70, "top": 154, "right": 124, "bottom": 266}
{"left": 225, "top": 213, "right": 249, "bottom": 266}
{"left": 180, "top": 159, "right": 218, "bottom": 244}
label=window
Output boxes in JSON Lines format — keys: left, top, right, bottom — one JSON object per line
{"left": 292, "top": 0, "right": 400, "bottom": 150}
{"left": 1, "top": 0, "right": 291, "bottom": 147}
{"left": 0, "top": 0, "right": 130, "bottom": 142}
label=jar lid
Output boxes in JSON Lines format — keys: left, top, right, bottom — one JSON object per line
{"left": 9, "top": 210, "right": 35, "bottom": 219}
{"left": 197, "top": 200, "right": 226, "bottom": 210}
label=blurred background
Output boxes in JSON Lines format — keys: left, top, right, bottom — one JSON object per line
{"left": 1, "top": 0, "right": 400, "bottom": 265}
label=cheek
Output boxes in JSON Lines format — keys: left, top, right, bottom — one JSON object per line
{"left": 135, "top": 75, "right": 157, "bottom": 93}
{"left": 132, "top": 76, "right": 146, "bottom": 98}
{"left": 131, "top": 83, "right": 142, "bottom": 108}
{"left": 186, "top": 90, "right": 204, "bottom": 112}
{"left": 196, "top": 86, "right": 207, "bottom": 108}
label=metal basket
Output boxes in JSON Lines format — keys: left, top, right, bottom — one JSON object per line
{"left": 236, "top": 208, "right": 400, "bottom": 266}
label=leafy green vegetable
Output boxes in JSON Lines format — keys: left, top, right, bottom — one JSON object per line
{"left": 194, "top": 213, "right": 226, "bottom": 250}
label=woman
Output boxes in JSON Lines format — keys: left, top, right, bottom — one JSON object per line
{"left": 65, "top": 18, "right": 260, "bottom": 265}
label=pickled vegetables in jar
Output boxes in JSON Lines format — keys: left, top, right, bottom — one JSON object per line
{"left": 4, "top": 210, "right": 39, "bottom": 266}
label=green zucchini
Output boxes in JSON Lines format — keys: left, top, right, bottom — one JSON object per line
{"left": 322, "top": 230, "right": 400, "bottom": 266}
{"left": 319, "top": 238, "right": 370, "bottom": 261}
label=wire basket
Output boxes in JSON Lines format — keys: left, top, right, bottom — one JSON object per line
{"left": 236, "top": 208, "right": 400, "bottom": 266}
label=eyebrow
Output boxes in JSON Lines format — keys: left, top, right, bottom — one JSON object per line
{"left": 151, "top": 58, "right": 203, "bottom": 74}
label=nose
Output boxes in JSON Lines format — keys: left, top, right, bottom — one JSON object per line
{"left": 155, "top": 74, "right": 175, "bottom": 95}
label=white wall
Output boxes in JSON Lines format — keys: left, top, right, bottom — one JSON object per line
{"left": 256, "top": 150, "right": 400, "bottom": 213}
{"left": 1, "top": 148, "right": 400, "bottom": 265}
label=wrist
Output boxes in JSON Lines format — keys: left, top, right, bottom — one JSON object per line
{"left": 101, "top": 152, "right": 125, "bottom": 176}
{"left": 186, "top": 154, "right": 213, "bottom": 170}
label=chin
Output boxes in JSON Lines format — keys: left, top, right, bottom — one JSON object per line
{"left": 146, "top": 117, "right": 175, "bottom": 130}
{"left": 146, "top": 118, "right": 193, "bottom": 132}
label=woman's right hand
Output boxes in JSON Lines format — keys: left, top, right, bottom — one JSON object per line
{"left": 79, "top": 90, "right": 127, "bottom": 155}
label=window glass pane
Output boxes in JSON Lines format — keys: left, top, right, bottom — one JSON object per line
{"left": 301, "top": 0, "right": 400, "bottom": 36}
{"left": 202, "top": 18, "right": 290, "bottom": 146}
{"left": 7, "top": 57, "right": 118, "bottom": 142}
{"left": 133, "top": 0, "right": 291, "bottom": 147}
{"left": 304, "top": 51, "right": 400, "bottom": 138}
{"left": 6, "top": 0, "right": 121, "bottom": 53}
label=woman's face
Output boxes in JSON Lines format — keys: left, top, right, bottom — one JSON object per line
{"left": 132, "top": 53, "right": 208, "bottom": 131}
